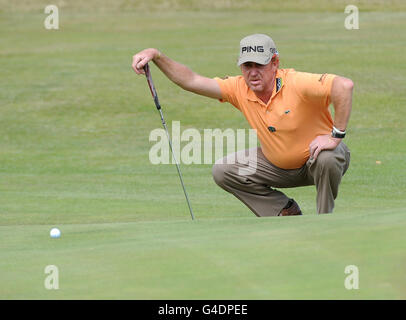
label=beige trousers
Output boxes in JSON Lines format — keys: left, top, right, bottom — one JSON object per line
{"left": 212, "top": 143, "right": 351, "bottom": 216}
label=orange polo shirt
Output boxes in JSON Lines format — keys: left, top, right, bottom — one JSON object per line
{"left": 214, "top": 69, "right": 336, "bottom": 169}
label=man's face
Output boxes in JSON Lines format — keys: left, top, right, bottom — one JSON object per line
{"left": 240, "top": 59, "right": 278, "bottom": 95}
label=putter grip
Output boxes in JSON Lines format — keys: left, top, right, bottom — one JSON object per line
{"left": 143, "top": 64, "right": 162, "bottom": 110}
{"left": 154, "top": 96, "right": 161, "bottom": 110}
{"left": 143, "top": 63, "right": 149, "bottom": 74}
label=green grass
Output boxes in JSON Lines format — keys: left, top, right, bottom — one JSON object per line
{"left": 1, "top": 212, "right": 406, "bottom": 299}
{"left": 2, "top": 0, "right": 406, "bottom": 12}
{"left": 1, "top": 2, "right": 406, "bottom": 299}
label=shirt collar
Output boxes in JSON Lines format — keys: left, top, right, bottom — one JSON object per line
{"left": 246, "top": 69, "right": 284, "bottom": 104}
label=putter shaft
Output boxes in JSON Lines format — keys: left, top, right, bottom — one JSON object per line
{"left": 143, "top": 63, "right": 195, "bottom": 220}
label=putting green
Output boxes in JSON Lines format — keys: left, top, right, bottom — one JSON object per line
{"left": 1, "top": 210, "right": 406, "bottom": 299}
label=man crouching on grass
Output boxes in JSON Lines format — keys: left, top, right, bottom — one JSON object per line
{"left": 132, "top": 34, "right": 353, "bottom": 217}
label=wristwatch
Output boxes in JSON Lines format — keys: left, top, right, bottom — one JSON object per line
{"left": 331, "top": 126, "right": 346, "bottom": 138}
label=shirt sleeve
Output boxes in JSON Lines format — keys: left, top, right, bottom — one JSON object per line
{"left": 292, "top": 72, "right": 337, "bottom": 107}
{"left": 213, "top": 76, "right": 241, "bottom": 110}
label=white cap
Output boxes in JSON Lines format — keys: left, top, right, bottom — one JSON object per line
{"left": 237, "top": 34, "right": 278, "bottom": 66}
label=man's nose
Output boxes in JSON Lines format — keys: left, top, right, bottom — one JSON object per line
{"left": 250, "top": 67, "right": 259, "bottom": 76}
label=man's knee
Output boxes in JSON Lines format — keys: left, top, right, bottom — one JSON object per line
{"left": 317, "top": 151, "right": 337, "bottom": 169}
{"left": 212, "top": 162, "right": 228, "bottom": 187}
{"left": 315, "top": 149, "right": 346, "bottom": 177}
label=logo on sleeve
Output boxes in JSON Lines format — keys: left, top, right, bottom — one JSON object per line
{"left": 318, "top": 73, "right": 327, "bottom": 83}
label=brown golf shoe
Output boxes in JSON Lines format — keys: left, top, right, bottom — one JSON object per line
{"left": 278, "top": 199, "right": 302, "bottom": 216}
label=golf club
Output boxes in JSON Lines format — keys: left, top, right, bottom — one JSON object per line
{"left": 143, "top": 63, "right": 195, "bottom": 220}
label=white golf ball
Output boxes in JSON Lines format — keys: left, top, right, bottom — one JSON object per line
{"left": 50, "top": 228, "right": 61, "bottom": 238}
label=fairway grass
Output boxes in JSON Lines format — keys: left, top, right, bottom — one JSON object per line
{"left": 1, "top": 5, "right": 406, "bottom": 299}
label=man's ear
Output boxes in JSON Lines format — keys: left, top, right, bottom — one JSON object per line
{"left": 272, "top": 56, "right": 280, "bottom": 68}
